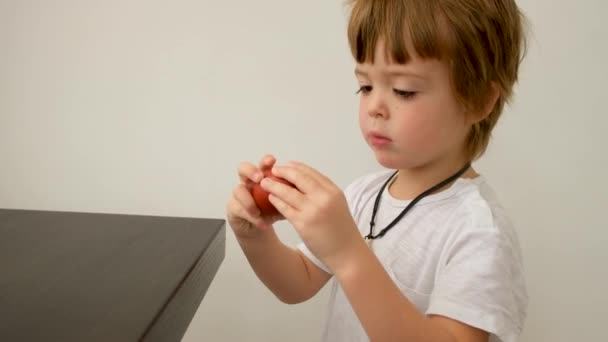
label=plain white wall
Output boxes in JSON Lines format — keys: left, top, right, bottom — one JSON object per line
{"left": 0, "top": 1, "right": 606, "bottom": 341}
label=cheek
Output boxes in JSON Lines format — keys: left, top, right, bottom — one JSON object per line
{"left": 392, "top": 100, "right": 465, "bottom": 154}
{"left": 358, "top": 109, "right": 365, "bottom": 128}
{"left": 393, "top": 103, "right": 442, "bottom": 145}
{"left": 358, "top": 100, "right": 368, "bottom": 130}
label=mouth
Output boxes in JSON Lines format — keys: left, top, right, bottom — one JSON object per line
{"left": 368, "top": 132, "right": 392, "bottom": 147}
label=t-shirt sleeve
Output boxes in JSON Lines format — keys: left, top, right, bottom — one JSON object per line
{"left": 426, "top": 213, "right": 528, "bottom": 342}
{"left": 297, "top": 241, "right": 332, "bottom": 274}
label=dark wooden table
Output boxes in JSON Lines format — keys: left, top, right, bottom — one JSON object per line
{"left": 0, "top": 209, "right": 225, "bottom": 342}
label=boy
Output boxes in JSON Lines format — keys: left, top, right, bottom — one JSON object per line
{"left": 226, "top": 0, "right": 528, "bottom": 341}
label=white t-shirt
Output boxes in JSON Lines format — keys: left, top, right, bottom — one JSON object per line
{"left": 297, "top": 169, "right": 528, "bottom": 342}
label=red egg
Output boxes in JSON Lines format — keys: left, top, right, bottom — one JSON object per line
{"left": 251, "top": 168, "right": 294, "bottom": 216}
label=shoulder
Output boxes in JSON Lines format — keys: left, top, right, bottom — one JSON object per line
{"left": 446, "top": 177, "right": 520, "bottom": 245}
{"left": 428, "top": 178, "right": 528, "bottom": 341}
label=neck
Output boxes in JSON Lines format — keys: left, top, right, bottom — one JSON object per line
{"left": 388, "top": 154, "right": 477, "bottom": 200}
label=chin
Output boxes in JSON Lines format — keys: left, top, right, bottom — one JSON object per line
{"left": 371, "top": 148, "right": 429, "bottom": 171}
{"left": 372, "top": 151, "right": 408, "bottom": 170}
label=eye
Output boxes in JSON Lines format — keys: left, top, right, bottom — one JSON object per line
{"left": 394, "top": 89, "right": 417, "bottom": 99}
{"left": 356, "top": 85, "right": 373, "bottom": 95}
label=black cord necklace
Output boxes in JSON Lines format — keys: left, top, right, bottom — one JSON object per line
{"left": 365, "top": 163, "right": 471, "bottom": 241}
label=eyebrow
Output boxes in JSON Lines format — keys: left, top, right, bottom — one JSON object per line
{"left": 354, "top": 68, "right": 368, "bottom": 77}
{"left": 354, "top": 67, "right": 427, "bottom": 81}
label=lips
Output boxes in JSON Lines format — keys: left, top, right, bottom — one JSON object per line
{"left": 368, "top": 132, "right": 392, "bottom": 147}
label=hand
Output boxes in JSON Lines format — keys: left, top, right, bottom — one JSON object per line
{"left": 226, "top": 154, "right": 285, "bottom": 239}
{"left": 261, "top": 161, "right": 363, "bottom": 271}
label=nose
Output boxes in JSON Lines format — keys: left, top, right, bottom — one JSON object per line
{"left": 366, "top": 91, "right": 389, "bottom": 119}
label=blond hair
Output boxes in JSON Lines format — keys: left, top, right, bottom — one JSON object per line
{"left": 347, "top": 0, "right": 527, "bottom": 160}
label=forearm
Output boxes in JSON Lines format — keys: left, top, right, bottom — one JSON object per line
{"left": 236, "top": 229, "right": 317, "bottom": 304}
{"left": 334, "top": 240, "right": 456, "bottom": 342}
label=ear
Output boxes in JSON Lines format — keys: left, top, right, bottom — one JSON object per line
{"left": 471, "top": 82, "right": 500, "bottom": 124}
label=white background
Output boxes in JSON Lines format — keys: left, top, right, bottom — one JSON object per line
{"left": 1, "top": 1, "right": 606, "bottom": 341}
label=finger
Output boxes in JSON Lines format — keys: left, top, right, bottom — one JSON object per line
{"left": 259, "top": 214, "right": 282, "bottom": 230}
{"left": 233, "top": 184, "right": 262, "bottom": 218}
{"left": 268, "top": 194, "right": 297, "bottom": 222}
{"left": 258, "top": 154, "right": 276, "bottom": 171}
{"left": 270, "top": 163, "right": 321, "bottom": 194}
{"left": 229, "top": 186, "right": 282, "bottom": 231}
{"left": 227, "top": 195, "right": 266, "bottom": 229}
{"left": 261, "top": 177, "right": 305, "bottom": 211}
{"left": 285, "top": 161, "right": 334, "bottom": 188}
{"left": 228, "top": 187, "right": 270, "bottom": 229}
{"left": 238, "top": 162, "right": 264, "bottom": 185}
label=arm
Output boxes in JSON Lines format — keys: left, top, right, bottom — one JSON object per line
{"left": 235, "top": 229, "right": 331, "bottom": 304}
{"left": 261, "top": 162, "right": 489, "bottom": 342}
{"left": 334, "top": 240, "right": 488, "bottom": 342}
{"left": 228, "top": 155, "right": 331, "bottom": 304}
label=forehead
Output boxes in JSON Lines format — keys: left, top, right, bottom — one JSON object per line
{"left": 355, "top": 39, "right": 447, "bottom": 79}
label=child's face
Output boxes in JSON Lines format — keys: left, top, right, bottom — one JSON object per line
{"left": 356, "top": 40, "right": 472, "bottom": 170}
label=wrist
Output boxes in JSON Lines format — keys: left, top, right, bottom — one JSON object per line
{"left": 235, "top": 226, "right": 278, "bottom": 247}
{"left": 325, "top": 235, "right": 372, "bottom": 276}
